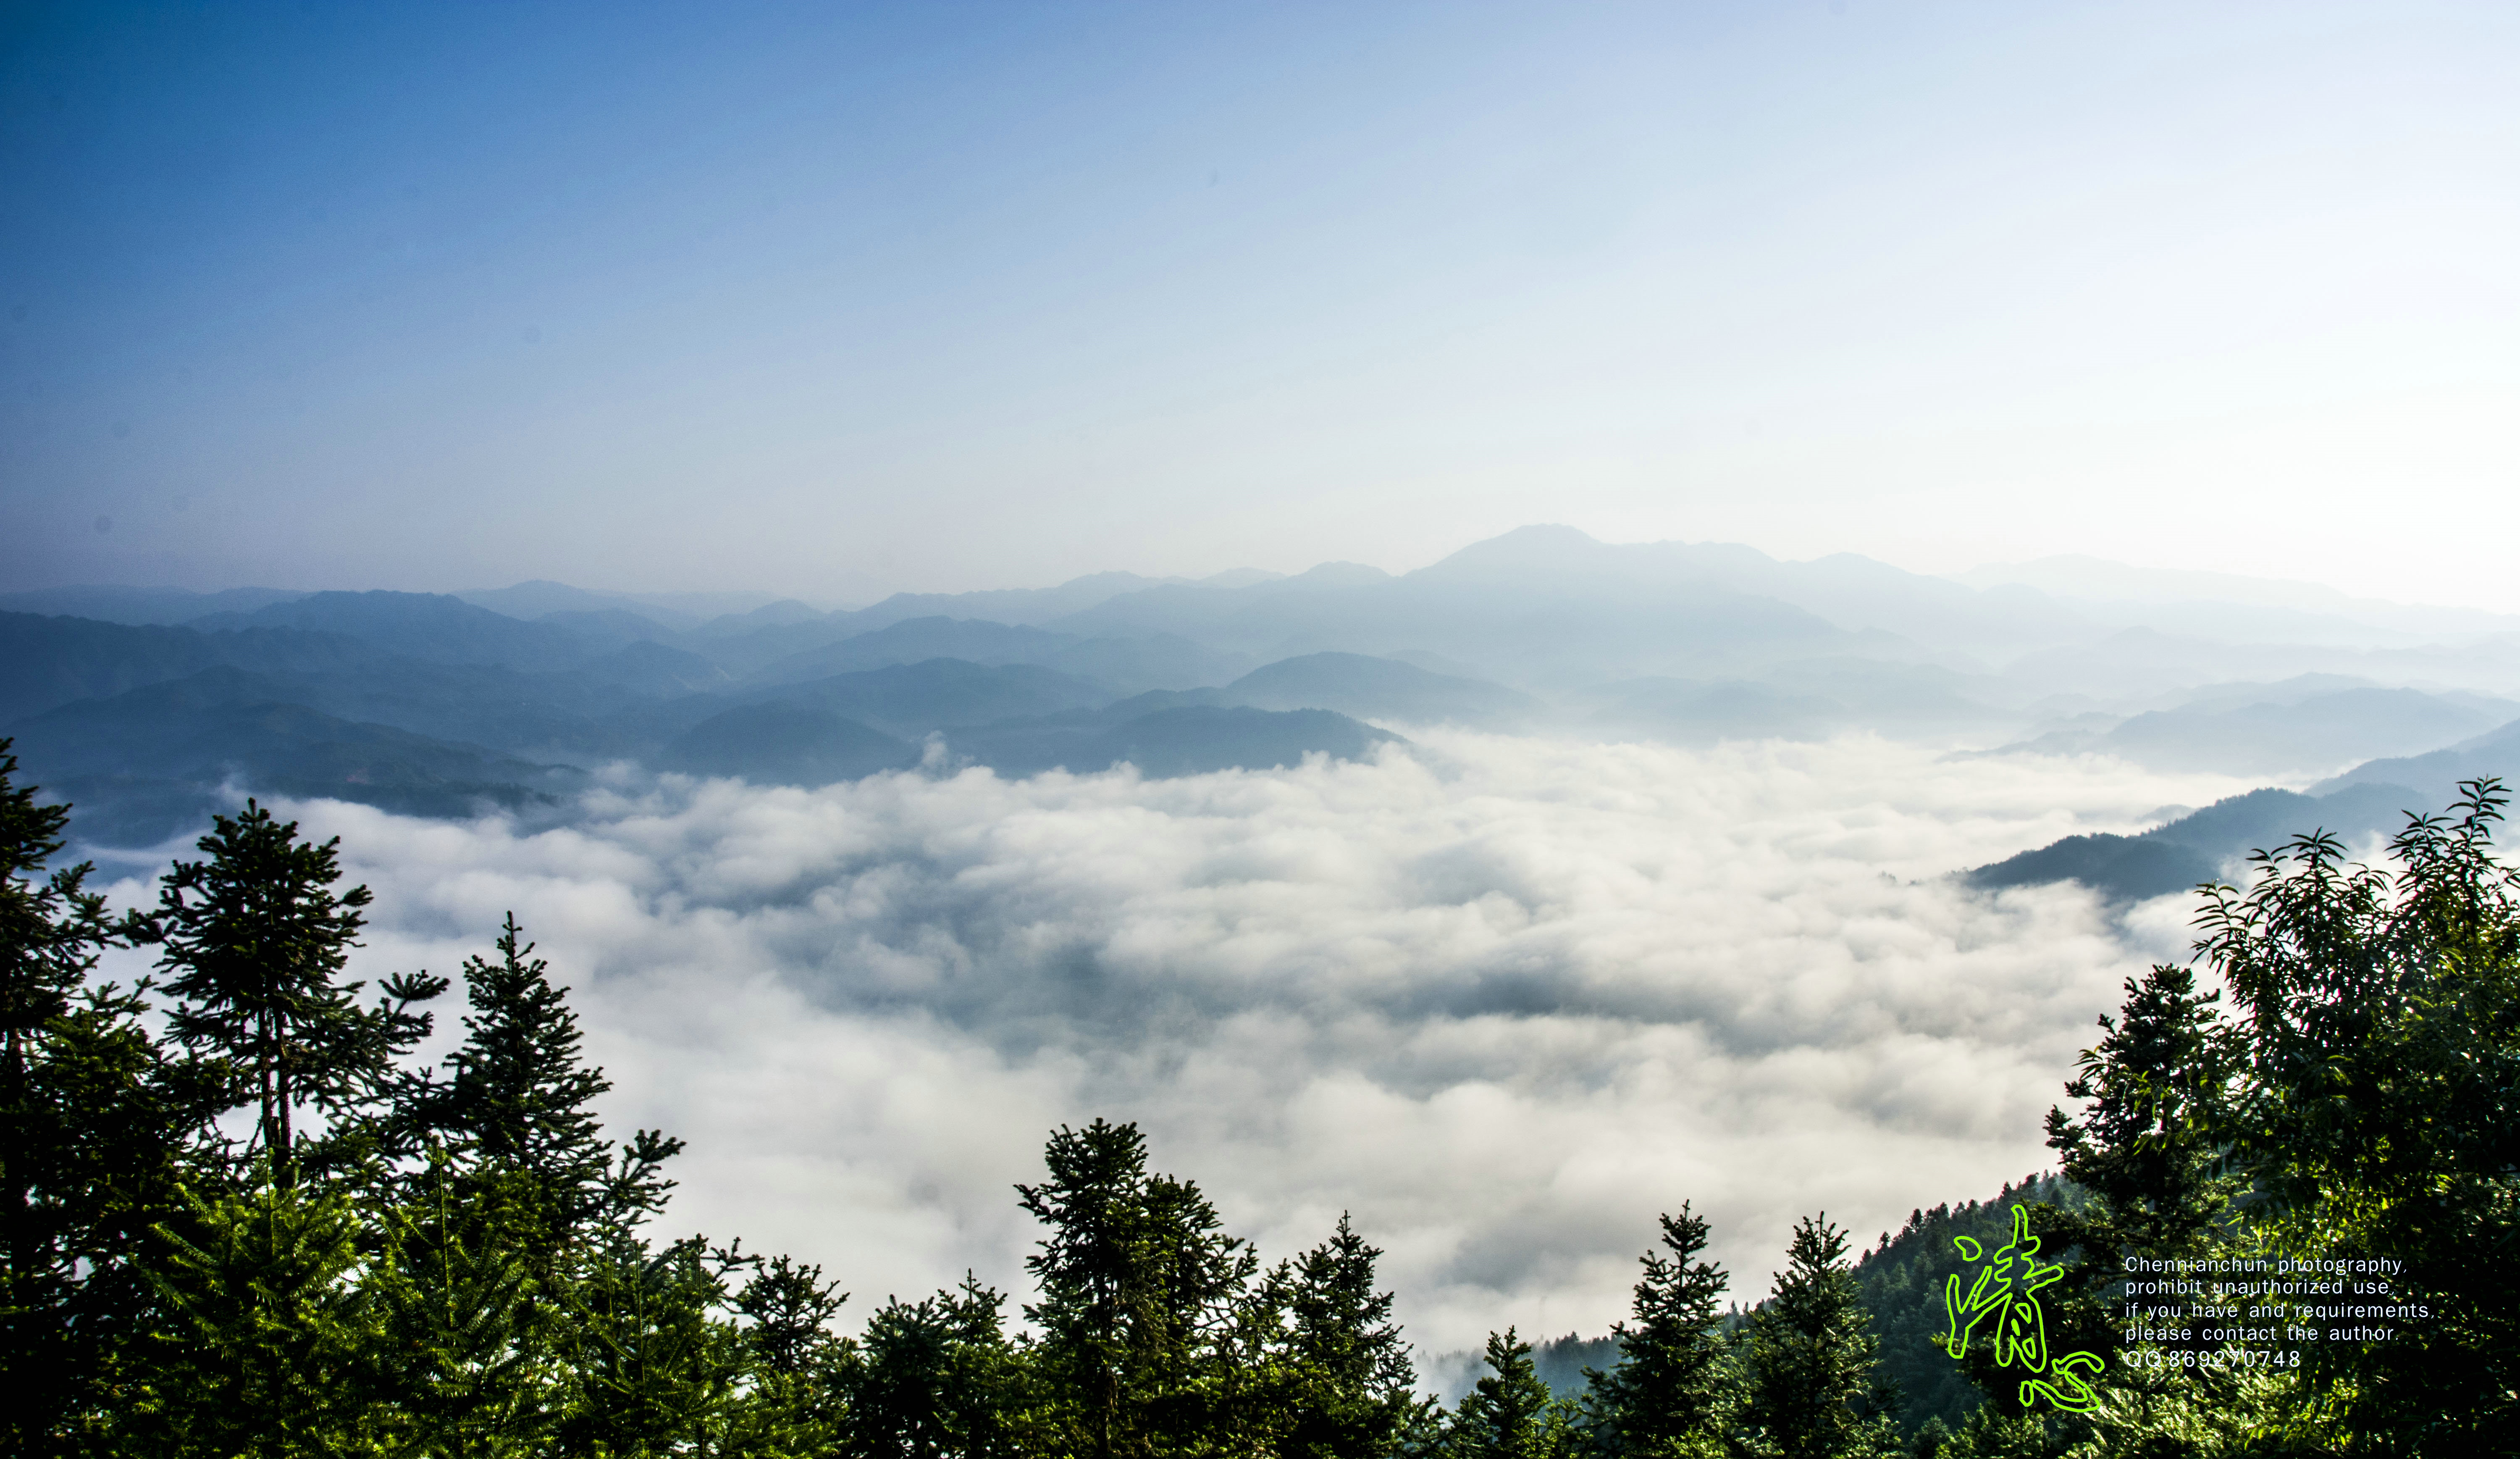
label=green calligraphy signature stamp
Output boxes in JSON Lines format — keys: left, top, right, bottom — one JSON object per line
{"left": 1942, "top": 1204, "right": 2103, "bottom": 1412}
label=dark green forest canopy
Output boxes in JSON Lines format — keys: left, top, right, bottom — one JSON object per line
{"left": 6, "top": 741, "right": 2517, "bottom": 1456}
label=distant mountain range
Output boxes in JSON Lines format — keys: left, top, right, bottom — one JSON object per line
{"left": 0, "top": 597, "right": 1438, "bottom": 843}
{"left": 9, "top": 527, "right": 2520, "bottom": 850}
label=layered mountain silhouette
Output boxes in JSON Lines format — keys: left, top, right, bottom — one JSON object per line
{"left": 3, "top": 603, "right": 1442, "bottom": 835}
{"left": 751, "top": 616, "right": 1246, "bottom": 696}
{"left": 2313, "top": 715, "right": 2520, "bottom": 807}
{"left": 1218, "top": 652, "right": 1538, "bottom": 728}
{"left": 659, "top": 704, "right": 921, "bottom": 787}
{"left": 13, "top": 526, "right": 2520, "bottom": 844}
{"left": 1981, "top": 678, "right": 2510, "bottom": 776}
{"left": 8, "top": 666, "right": 579, "bottom": 843}
{"left": 186, "top": 591, "right": 601, "bottom": 673}
{"left": 0, "top": 584, "right": 308, "bottom": 625}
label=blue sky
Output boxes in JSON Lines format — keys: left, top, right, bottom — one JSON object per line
{"left": 5, "top": 1, "right": 2515, "bottom": 605}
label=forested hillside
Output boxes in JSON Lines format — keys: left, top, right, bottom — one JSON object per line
{"left": 1851, "top": 1174, "right": 2088, "bottom": 1438}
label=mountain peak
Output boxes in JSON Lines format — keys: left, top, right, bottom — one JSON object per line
{"left": 1413, "top": 525, "right": 1610, "bottom": 580}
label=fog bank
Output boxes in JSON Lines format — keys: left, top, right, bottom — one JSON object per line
{"left": 97, "top": 734, "right": 2250, "bottom": 1351}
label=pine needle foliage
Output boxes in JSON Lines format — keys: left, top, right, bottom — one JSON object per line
{"left": 134, "top": 1180, "right": 380, "bottom": 1458}
{"left": 1735, "top": 1216, "right": 1900, "bottom": 1459}
{"left": 366, "top": 1158, "right": 554, "bottom": 1457}
{"left": 142, "top": 802, "right": 443, "bottom": 1187}
{"left": 1579, "top": 1203, "right": 1736, "bottom": 1459}
{"left": 423, "top": 912, "right": 679, "bottom": 1258}
{"left": 1269, "top": 1213, "right": 1428, "bottom": 1459}
{"left": 1017, "top": 1117, "right": 1262, "bottom": 1459}
{"left": 843, "top": 1276, "right": 1028, "bottom": 1459}
{"left": 1447, "top": 1328, "right": 1575, "bottom": 1459}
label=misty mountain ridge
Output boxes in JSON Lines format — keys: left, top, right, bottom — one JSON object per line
{"left": 751, "top": 616, "right": 1251, "bottom": 696}
{"left": 731, "top": 658, "right": 1117, "bottom": 740}
{"left": 1222, "top": 652, "right": 1540, "bottom": 728}
{"left": 660, "top": 703, "right": 922, "bottom": 788}
{"left": 1, "top": 635, "right": 1425, "bottom": 834}
{"left": 2000, "top": 626, "right": 2520, "bottom": 703}
{"left": 7, "top": 665, "right": 581, "bottom": 842}
{"left": 0, "top": 583, "right": 311, "bottom": 625}
{"left": 1976, "top": 683, "right": 2514, "bottom": 778}
{"left": 1042, "top": 533, "right": 1889, "bottom": 687}
{"left": 187, "top": 590, "right": 609, "bottom": 674}
{"left": 18, "top": 527, "right": 2505, "bottom": 663}
{"left": 1, "top": 610, "right": 377, "bottom": 724}
{"left": 2313, "top": 714, "right": 2520, "bottom": 808}
{"left": 14, "top": 526, "right": 2520, "bottom": 849}
{"left": 665, "top": 565, "right": 1298, "bottom": 647}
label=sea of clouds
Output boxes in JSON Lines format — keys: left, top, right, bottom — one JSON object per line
{"left": 96, "top": 732, "right": 2256, "bottom": 1358}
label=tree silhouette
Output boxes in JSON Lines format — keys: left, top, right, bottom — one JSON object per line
{"left": 144, "top": 802, "right": 441, "bottom": 1186}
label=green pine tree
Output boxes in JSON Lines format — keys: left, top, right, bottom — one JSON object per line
{"left": 2019, "top": 961, "right": 2242, "bottom": 1440}
{"left": 551, "top": 1230, "right": 745, "bottom": 1458}
{"left": 1734, "top": 1216, "right": 1898, "bottom": 1459}
{"left": 131, "top": 1181, "right": 382, "bottom": 1458}
{"left": 142, "top": 802, "right": 444, "bottom": 1188}
{"left": 1269, "top": 1212, "right": 1426, "bottom": 1459}
{"left": 365, "top": 1155, "right": 555, "bottom": 1457}
{"left": 719, "top": 1251, "right": 854, "bottom": 1455}
{"left": 842, "top": 1275, "right": 1027, "bottom": 1459}
{"left": 1580, "top": 1204, "right": 1737, "bottom": 1459}
{"left": 2154, "top": 781, "right": 2520, "bottom": 1451}
{"left": 1447, "top": 1328, "right": 1573, "bottom": 1459}
{"left": 424, "top": 913, "right": 679, "bottom": 1256}
{"left": 2044, "top": 962, "right": 2238, "bottom": 1262}
{"left": 1017, "top": 1117, "right": 1259, "bottom": 1459}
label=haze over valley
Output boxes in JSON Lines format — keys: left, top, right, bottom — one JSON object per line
{"left": 14, "top": 527, "right": 2520, "bottom": 1354}
{"left": 15, "top": 526, "right": 2520, "bottom": 837}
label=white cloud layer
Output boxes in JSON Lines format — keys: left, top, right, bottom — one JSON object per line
{"left": 98, "top": 735, "right": 2253, "bottom": 1354}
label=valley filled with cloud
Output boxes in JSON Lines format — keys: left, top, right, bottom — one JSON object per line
{"left": 94, "top": 731, "right": 2254, "bottom": 1354}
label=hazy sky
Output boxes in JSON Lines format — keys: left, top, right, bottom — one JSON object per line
{"left": 7, "top": 1, "right": 2516, "bottom": 606}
